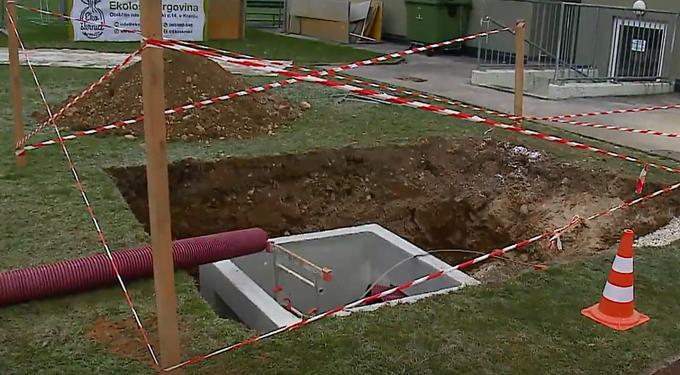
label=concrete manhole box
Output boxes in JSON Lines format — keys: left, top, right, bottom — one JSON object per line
{"left": 200, "top": 224, "right": 478, "bottom": 331}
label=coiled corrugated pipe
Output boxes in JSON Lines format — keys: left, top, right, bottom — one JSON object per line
{"left": 0, "top": 228, "right": 268, "bottom": 306}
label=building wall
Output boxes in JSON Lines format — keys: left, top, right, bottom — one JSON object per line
{"left": 592, "top": 0, "right": 680, "bottom": 80}
{"left": 382, "top": 0, "right": 408, "bottom": 36}
{"left": 468, "top": 0, "right": 680, "bottom": 79}
{"left": 381, "top": 0, "right": 679, "bottom": 80}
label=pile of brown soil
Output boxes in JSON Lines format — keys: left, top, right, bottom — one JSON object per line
{"left": 49, "top": 50, "right": 303, "bottom": 141}
{"left": 108, "top": 137, "right": 680, "bottom": 268}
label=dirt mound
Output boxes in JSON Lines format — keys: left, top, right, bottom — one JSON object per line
{"left": 49, "top": 50, "right": 302, "bottom": 141}
{"left": 108, "top": 137, "right": 680, "bottom": 267}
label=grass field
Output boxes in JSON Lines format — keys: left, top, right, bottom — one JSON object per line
{"left": 2, "top": 10, "right": 680, "bottom": 375}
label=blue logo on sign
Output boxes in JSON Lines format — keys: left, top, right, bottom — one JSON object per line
{"left": 80, "top": 0, "right": 105, "bottom": 39}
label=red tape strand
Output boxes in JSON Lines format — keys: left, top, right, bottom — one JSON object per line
{"left": 21, "top": 28, "right": 508, "bottom": 154}
{"left": 542, "top": 117, "right": 680, "bottom": 139}
{"left": 15, "top": 46, "right": 144, "bottom": 151}
{"left": 530, "top": 104, "right": 680, "bottom": 121}
{"left": 325, "top": 74, "right": 680, "bottom": 142}
{"left": 17, "top": 4, "right": 680, "bottom": 142}
{"left": 14, "top": 11, "right": 680, "bottom": 370}
{"left": 162, "top": 178, "right": 680, "bottom": 372}
{"left": 147, "top": 38, "right": 680, "bottom": 178}
{"left": 6, "top": 13, "right": 159, "bottom": 368}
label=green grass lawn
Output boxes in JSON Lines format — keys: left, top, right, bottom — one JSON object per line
{"left": 2, "top": 35, "right": 680, "bottom": 373}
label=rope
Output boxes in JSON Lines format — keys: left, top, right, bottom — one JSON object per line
{"left": 360, "top": 249, "right": 545, "bottom": 301}
{"left": 5, "top": 10, "right": 159, "bottom": 368}
{"left": 14, "top": 46, "right": 145, "bottom": 151}
{"left": 530, "top": 104, "right": 680, "bottom": 122}
{"left": 148, "top": 38, "right": 680, "bottom": 178}
{"left": 548, "top": 215, "right": 586, "bottom": 251}
{"left": 21, "top": 28, "right": 509, "bottom": 153}
{"left": 163, "top": 177, "right": 680, "bottom": 372}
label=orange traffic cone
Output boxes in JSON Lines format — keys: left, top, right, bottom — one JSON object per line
{"left": 581, "top": 229, "right": 650, "bottom": 331}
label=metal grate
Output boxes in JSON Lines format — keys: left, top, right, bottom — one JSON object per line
{"left": 476, "top": 0, "right": 680, "bottom": 83}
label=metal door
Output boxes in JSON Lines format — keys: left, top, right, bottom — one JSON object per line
{"left": 610, "top": 18, "right": 667, "bottom": 80}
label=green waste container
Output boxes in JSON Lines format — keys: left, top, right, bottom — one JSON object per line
{"left": 405, "top": 0, "right": 471, "bottom": 52}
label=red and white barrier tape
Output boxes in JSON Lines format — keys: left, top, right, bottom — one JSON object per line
{"left": 530, "top": 104, "right": 680, "bottom": 122}
{"left": 330, "top": 75, "right": 680, "bottom": 143}
{"left": 148, "top": 28, "right": 508, "bottom": 73}
{"left": 327, "top": 75, "right": 680, "bottom": 144}
{"left": 293, "top": 73, "right": 680, "bottom": 144}
{"left": 21, "top": 28, "right": 508, "bottom": 153}
{"left": 163, "top": 176, "right": 680, "bottom": 372}
{"left": 544, "top": 117, "right": 680, "bottom": 139}
{"left": 294, "top": 71, "right": 680, "bottom": 144}
{"left": 6, "top": 12, "right": 159, "bottom": 368}
{"left": 18, "top": 83, "right": 292, "bottom": 153}
{"left": 636, "top": 164, "right": 649, "bottom": 195}
{"left": 15, "top": 46, "right": 145, "bottom": 151}
{"left": 170, "top": 39, "right": 292, "bottom": 68}
{"left": 18, "top": 4, "right": 680, "bottom": 143}
{"left": 150, "top": 39, "right": 680, "bottom": 177}
{"left": 17, "top": 3, "right": 508, "bottom": 74}
{"left": 215, "top": 49, "right": 515, "bottom": 119}
{"left": 334, "top": 74, "right": 516, "bottom": 117}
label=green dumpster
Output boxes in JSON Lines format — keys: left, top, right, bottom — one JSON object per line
{"left": 405, "top": 0, "right": 471, "bottom": 52}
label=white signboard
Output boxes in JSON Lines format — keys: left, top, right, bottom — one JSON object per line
{"left": 69, "top": 0, "right": 206, "bottom": 41}
{"left": 631, "top": 39, "right": 647, "bottom": 53}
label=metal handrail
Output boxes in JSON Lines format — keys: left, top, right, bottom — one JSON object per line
{"left": 478, "top": 0, "right": 679, "bottom": 83}
{"left": 483, "top": 16, "right": 589, "bottom": 78}
{"left": 494, "top": 0, "right": 679, "bottom": 16}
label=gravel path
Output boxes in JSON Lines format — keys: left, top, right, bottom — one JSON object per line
{"left": 635, "top": 216, "right": 680, "bottom": 248}
{"left": 0, "top": 47, "right": 291, "bottom": 76}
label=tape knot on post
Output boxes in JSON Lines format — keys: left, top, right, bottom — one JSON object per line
{"left": 548, "top": 215, "right": 585, "bottom": 251}
{"left": 490, "top": 249, "right": 504, "bottom": 258}
{"left": 636, "top": 164, "right": 649, "bottom": 195}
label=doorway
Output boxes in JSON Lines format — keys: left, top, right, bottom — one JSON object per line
{"left": 609, "top": 18, "right": 667, "bottom": 80}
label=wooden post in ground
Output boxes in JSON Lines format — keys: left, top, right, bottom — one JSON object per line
{"left": 6, "top": 1, "right": 26, "bottom": 167}
{"left": 514, "top": 20, "right": 526, "bottom": 127}
{"left": 139, "top": 0, "right": 182, "bottom": 371}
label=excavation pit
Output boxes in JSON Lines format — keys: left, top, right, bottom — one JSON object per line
{"left": 109, "top": 137, "right": 680, "bottom": 268}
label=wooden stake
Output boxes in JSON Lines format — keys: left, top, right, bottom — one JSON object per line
{"left": 514, "top": 20, "right": 526, "bottom": 127}
{"left": 6, "top": 2, "right": 26, "bottom": 167}
{"left": 139, "top": 1, "right": 182, "bottom": 371}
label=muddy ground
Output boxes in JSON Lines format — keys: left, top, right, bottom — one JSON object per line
{"left": 109, "top": 137, "right": 680, "bottom": 271}
{"left": 653, "top": 360, "right": 680, "bottom": 375}
{"left": 87, "top": 317, "right": 159, "bottom": 368}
